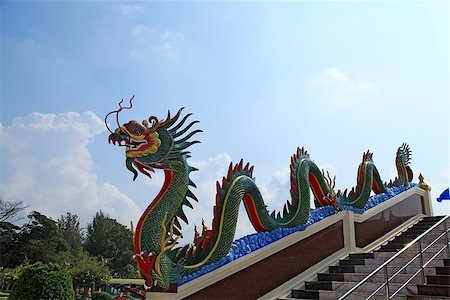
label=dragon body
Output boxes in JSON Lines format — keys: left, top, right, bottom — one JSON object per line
{"left": 106, "top": 99, "right": 413, "bottom": 290}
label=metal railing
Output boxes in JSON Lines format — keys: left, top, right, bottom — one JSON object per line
{"left": 338, "top": 215, "right": 450, "bottom": 299}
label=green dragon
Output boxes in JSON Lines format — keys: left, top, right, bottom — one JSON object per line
{"left": 106, "top": 97, "right": 413, "bottom": 290}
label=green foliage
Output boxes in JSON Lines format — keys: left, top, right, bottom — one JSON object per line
{"left": 0, "top": 263, "right": 27, "bottom": 291}
{"left": 0, "top": 291, "right": 9, "bottom": 300}
{"left": 92, "top": 291, "right": 113, "bottom": 300}
{"left": 85, "top": 211, "right": 137, "bottom": 277}
{"left": 0, "top": 221, "right": 21, "bottom": 267}
{"left": 51, "top": 251, "right": 111, "bottom": 299}
{"left": 2, "top": 210, "right": 136, "bottom": 296}
{"left": 58, "top": 212, "right": 83, "bottom": 254}
{"left": 1, "top": 212, "right": 69, "bottom": 267}
{"left": 69, "top": 252, "right": 111, "bottom": 294}
{"left": 8, "top": 262, "right": 74, "bottom": 300}
{"left": 23, "top": 211, "right": 69, "bottom": 262}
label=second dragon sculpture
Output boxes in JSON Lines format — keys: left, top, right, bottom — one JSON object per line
{"left": 106, "top": 96, "right": 413, "bottom": 290}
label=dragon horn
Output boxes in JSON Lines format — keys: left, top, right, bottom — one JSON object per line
{"left": 105, "top": 95, "right": 134, "bottom": 133}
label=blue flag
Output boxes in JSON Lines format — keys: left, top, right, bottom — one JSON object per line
{"left": 437, "top": 188, "right": 450, "bottom": 202}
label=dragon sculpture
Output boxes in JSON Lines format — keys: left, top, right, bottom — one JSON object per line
{"left": 106, "top": 96, "right": 413, "bottom": 291}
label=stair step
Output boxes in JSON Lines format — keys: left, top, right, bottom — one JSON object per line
{"left": 291, "top": 289, "right": 318, "bottom": 299}
{"left": 379, "top": 245, "right": 404, "bottom": 251}
{"left": 417, "top": 219, "right": 442, "bottom": 223}
{"left": 329, "top": 265, "right": 354, "bottom": 273}
{"left": 406, "top": 226, "right": 431, "bottom": 234}
{"left": 318, "top": 289, "right": 409, "bottom": 300}
{"left": 417, "top": 284, "right": 450, "bottom": 297}
{"left": 398, "top": 231, "right": 421, "bottom": 236}
{"left": 361, "top": 259, "right": 444, "bottom": 269}
{"left": 406, "top": 230, "right": 428, "bottom": 235}
{"left": 343, "top": 272, "right": 424, "bottom": 284}
{"left": 436, "top": 266, "right": 450, "bottom": 275}
{"left": 389, "top": 239, "right": 419, "bottom": 244}
{"left": 373, "top": 251, "right": 448, "bottom": 261}
{"left": 416, "top": 222, "right": 442, "bottom": 227}
{"left": 304, "top": 281, "right": 332, "bottom": 291}
{"left": 426, "top": 275, "right": 450, "bottom": 285}
{"left": 294, "top": 281, "right": 417, "bottom": 299}
{"left": 377, "top": 248, "right": 399, "bottom": 252}
{"left": 387, "top": 241, "right": 411, "bottom": 246}
{"left": 329, "top": 265, "right": 437, "bottom": 276}
{"left": 421, "top": 217, "right": 445, "bottom": 222}
{"left": 422, "top": 216, "right": 445, "bottom": 219}
{"left": 317, "top": 273, "right": 344, "bottom": 282}
{"left": 381, "top": 243, "right": 446, "bottom": 251}
{"left": 394, "top": 237, "right": 416, "bottom": 243}
{"left": 348, "top": 253, "right": 374, "bottom": 259}
{"left": 373, "top": 248, "right": 448, "bottom": 259}
{"left": 419, "top": 217, "right": 442, "bottom": 222}
{"left": 404, "top": 232, "right": 447, "bottom": 238}
{"left": 330, "top": 281, "right": 417, "bottom": 293}
{"left": 385, "top": 243, "right": 410, "bottom": 249}
{"left": 339, "top": 258, "right": 366, "bottom": 266}
{"left": 411, "top": 226, "right": 434, "bottom": 230}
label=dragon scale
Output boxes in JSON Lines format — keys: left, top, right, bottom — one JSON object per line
{"left": 106, "top": 99, "right": 413, "bottom": 290}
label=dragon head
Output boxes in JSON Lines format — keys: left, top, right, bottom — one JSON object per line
{"left": 109, "top": 119, "right": 163, "bottom": 163}
{"left": 105, "top": 96, "right": 201, "bottom": 180}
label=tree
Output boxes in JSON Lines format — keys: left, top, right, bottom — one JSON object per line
{"left": 0, "top": 263, "right": 27, "bottom": 291}
{"left": 8, "top": 262, "right": 74, "bottom": 300}
{"left": 0, "top": 221, "right": 21, "bottom": 267}
{"left": 70, "top": 253, "right": 111, "bottom": 299}
{"left": 19, "top": 211, "right": 68, "bottom": 265}
{"left": 85, "top": 212, "right": 136, "bottom": 277}
{"left": 1, "top": 212, "right": 69, "bottom": 268}
{"left": 55, "top": 251, "right": 111, "bottom": 299}
{"left": 1, "top": 211, "right": 73, "bottom": 268}
{"left": 23, "top": 211, "right": 69, "bottom": 263}
{"left": 58, "top": 212, "right": 83, "bottom": 254}
{"left": 0, "top": 199, "right": 27, "bottom": 222}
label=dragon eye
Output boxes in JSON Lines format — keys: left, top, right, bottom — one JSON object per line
{"left": 131, "top": 124, "right": 143, "bottom": 135}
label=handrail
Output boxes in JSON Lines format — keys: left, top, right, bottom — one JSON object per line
{"left": 338, "top": 215, "right": 450, "bottom": 299}
{"left": 388, "top": 227, "right": 450, "bottom": 299}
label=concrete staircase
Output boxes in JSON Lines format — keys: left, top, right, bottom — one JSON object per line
{"left": 281, "top": 216, "right": 450, "bottom": 300}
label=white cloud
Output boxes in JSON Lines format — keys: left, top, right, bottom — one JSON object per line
{"left": 313, "top": 67, "right": 378, "bottom": 106}
{"left": 114, "top": 4, "right": 145, "bottom": 16}
{"left": 0, "top": 111, "right": 140, "bottom": 226}
{"left": 258, "top": 167, "right": 290, "bottom": 210}
{"left": 129, "top": 25, "right": 185, "bottom": 59}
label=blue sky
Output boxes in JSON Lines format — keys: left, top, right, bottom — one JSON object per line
{"left": 1, "top": 1, "right": 448, "bottom": 242}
